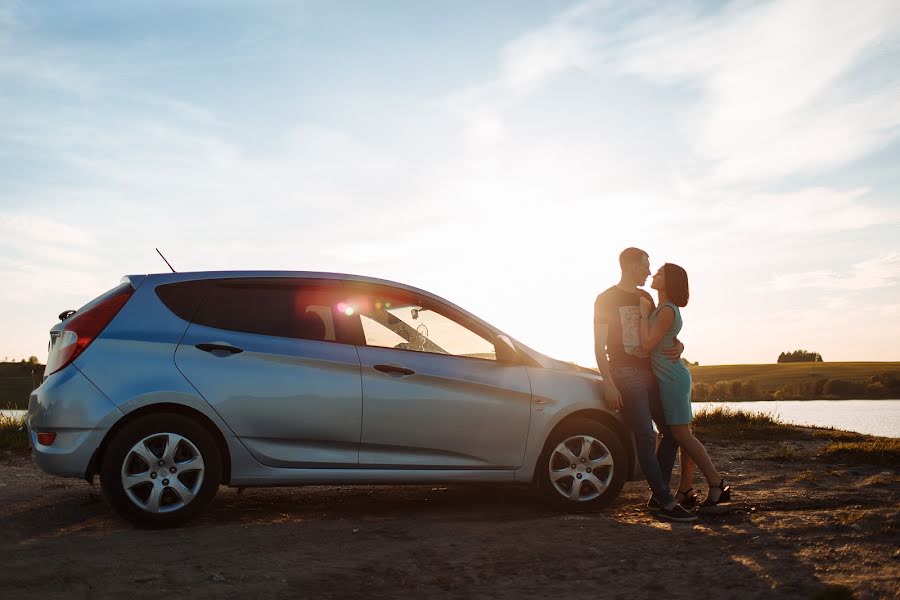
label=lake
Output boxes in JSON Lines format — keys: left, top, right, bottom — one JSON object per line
{"left": 693, "top": 400, "right": 899, "bottom": 438}
{"left": 5, "top": 400, "right": 899, "bottom": 438}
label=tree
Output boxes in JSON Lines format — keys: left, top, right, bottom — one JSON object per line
{"left": 777, "top": 349, "right": 823, "bottom": 363}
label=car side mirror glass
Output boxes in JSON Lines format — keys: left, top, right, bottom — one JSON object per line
{"left": 494, "top": 334, "right": 519, "bottom": 364}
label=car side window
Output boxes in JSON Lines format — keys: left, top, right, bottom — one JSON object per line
{"left": 193, "top": 281, "right": 340, "bottom": 342}
{"left": 355, "top": 294, "right": 496, "bottom": 361}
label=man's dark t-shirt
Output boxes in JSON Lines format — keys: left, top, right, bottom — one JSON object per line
{"left": 595, "top": 286, "right": 656, "bottom": 370}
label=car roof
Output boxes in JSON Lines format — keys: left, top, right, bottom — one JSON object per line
{"left": 137, "top": 270, "right": 441, "bottom": 298}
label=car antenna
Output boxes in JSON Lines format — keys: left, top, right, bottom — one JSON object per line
{"left": 155, "top": 248, "right": 177, "bottom": 273}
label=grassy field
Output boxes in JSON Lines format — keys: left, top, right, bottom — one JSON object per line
{"left": 688, "top": 361, "right": 900, "bottom": 399}
{"left": 689, "top": 361, "right": 900, "bottom": 388}
{"left": 0, "top": 361, "right": 44, "bottom": 410}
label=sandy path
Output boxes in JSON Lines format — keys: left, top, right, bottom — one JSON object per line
{"left": 2, "top": 438, "right": 897, "bottom": 599}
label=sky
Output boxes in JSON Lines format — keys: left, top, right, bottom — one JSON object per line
{"left": 1, "top": 0, "right": 899, "bottom": 367}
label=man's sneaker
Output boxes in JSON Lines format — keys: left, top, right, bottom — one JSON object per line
{"left": 646, "top": 496, "right": 662, "bottom": 511}
{"left": 659, "top": 503, "right": 698, "bottom": 523}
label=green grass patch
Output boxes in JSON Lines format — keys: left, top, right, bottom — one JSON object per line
{"left": 811, "top": 429, "right": 869, "bottom": 443}
{"left": 692, "top": 406, "right": 810, "bottom": 440}
{"left": 764, "top": 443, "right": 807, "bottom": 462}
{"left": 817, "top": 439, "right": 900, "bottom": 467}
{"left": 0, "top": 412, "right": 29, "bottom": 452}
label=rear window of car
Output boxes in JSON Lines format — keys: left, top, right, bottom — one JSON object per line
{"left": 156, "top": 281, "right": 210, "bottom": 322}
{"left": 192, "top": 280, "right": 340, "bottom": 342}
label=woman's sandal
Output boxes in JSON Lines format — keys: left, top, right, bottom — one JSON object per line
{"left": 702, "top": 478, "right": 732, "bottom": 506}
{"left": 674, "top": 487, "right": 699, "bottom": 509}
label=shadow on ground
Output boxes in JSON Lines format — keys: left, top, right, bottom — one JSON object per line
{"left": 5, "top": 452, "right": 876, "bottom": 600}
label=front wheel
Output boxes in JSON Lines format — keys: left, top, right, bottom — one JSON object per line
{"left": 100, "top": 413, "right": 222, "bottom": 528}
{"left": 537, "top": 419, "right": 627, "bottom": 510}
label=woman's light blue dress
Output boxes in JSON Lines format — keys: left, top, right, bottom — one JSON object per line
{"left": 650, "top": 303, "right": 693, "bottom": 425}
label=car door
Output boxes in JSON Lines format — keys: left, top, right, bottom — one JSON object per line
{"left": 344, "top": 285, "right": 532, "bottom": 469}
{"left": 174, "top": 278, "right": 362, "bottom": 468}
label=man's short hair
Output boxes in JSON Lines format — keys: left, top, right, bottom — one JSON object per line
{"left": 619, "top": 247, "right": 648, "bottom": 270}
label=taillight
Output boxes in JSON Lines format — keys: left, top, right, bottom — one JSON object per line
{"left": 46, "top": 285, "right": 134, "bottom": 375}
{"left": 37, "top": 432, "right": 57, "bottom": 446}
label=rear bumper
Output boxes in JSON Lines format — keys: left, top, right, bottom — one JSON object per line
{"left": 27, "top": 366, "right": 122, "bottom": 479}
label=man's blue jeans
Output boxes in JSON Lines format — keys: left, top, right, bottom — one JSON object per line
{"left": 611, "top": 366, "right": 678, "bottom": 505}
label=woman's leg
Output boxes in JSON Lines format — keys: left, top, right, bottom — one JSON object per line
{"left": 669, "top": 425, "right": 721, "bottom": 488}
{"left": 678, "top": 448, "right": 695, "bottom": 492}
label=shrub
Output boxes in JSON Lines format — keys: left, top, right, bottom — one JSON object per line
{"left": 823, "top": 379, "right": 866, "bottom": 398}
{"left": 865, "top": 382, "right": 886, "bottom": 398}
{"left": 740, "top": 380, "right": 760, "bottom": 399}
{"left": 692, "top": 382, "right": 713, "bottom": 401}
{"left": 0, "top": 413, "right": 29, "bottom": 452}
{"left": 692, "top": 407, "right": 809, "bottom": 440}
{"left": 817, "top": 439, "right": 900, "bottom": 467}
{"left": 714, "top": 380, "right": 730, "bottom": 399}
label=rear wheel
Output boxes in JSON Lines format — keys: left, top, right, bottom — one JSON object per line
{"left": 537, "top": 419, "right": 627, "bottom": 510}
{"left": 100, "top": 413, "right": 221, "bottom": 528}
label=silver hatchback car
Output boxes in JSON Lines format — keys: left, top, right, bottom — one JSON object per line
{"left": 28, "top": 271, "right": 636, "bottom": 527}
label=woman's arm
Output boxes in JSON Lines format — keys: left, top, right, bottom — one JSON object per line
{"left": 639, "top": 304, "right": 675, "bottom": 351}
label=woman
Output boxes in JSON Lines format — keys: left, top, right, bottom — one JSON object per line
{"left": 639, "top": 263, "right": 731, "bottom": 507}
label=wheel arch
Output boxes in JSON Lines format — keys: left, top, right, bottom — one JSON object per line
{"left": 536, "top": 409, "right": 635, "bottom": 482}
{"left": 86, "top": 403, "right": 232, "bottom": 485}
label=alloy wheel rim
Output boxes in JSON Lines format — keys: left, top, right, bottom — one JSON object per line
{"left": 549, "top": 435, "right": 614, "bottom": 502}
{"left": 120, "top": 432, "right": 205, "bottom": 514}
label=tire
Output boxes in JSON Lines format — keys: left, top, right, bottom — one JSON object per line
{"left": 537, "top": 419, "right": 627, "bottom": 510}
{"left": 100, "top": 413, "right": 222, "bottom": 528}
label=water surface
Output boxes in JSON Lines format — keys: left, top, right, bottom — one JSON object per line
{"left": 693, "top": 400, "right": 899, "bottom": 438}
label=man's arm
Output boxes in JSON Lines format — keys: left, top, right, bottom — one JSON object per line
{"left": 661, "top": 337, "right": 685, "bottom": 361}
{"left": 594, "top": 314, "right": 623, "bottom": 412}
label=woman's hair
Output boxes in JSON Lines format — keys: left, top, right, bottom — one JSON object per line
{"left": 663, "top": 263, "right": 689, "bottom": 307}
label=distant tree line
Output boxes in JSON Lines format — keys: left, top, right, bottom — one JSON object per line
{"left": 2, "top": 356, "right": 40, "bottom": 364}
{"left": 777, "top": 350, "right": 823, "bottom": 363}
{"left": 692, "top": 371, "right": 900, "bottom": 401}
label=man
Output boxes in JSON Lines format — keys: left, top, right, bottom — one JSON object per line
{"left": 594, "top": 247, "right": 697, "bottom": 522}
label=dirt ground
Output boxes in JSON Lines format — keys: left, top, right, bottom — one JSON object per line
{"left": 2, "top": 436, "right": 898, "bottom": 599}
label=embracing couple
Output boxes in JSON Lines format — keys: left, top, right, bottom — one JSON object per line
{"left": 594, "top": 247, "right": 732, "bottom": 523}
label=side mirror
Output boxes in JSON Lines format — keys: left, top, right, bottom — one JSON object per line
{"left": 494, "top": 334, "right": 519, "bottom": 364}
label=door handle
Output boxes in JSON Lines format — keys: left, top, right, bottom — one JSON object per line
{"left": 374, "top": 364, "right": 415, "bottom": 377}
{"left": 195, "top": 343, "right": 243, "bottom": 355}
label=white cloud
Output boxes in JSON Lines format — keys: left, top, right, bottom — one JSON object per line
{"left": 0, "top": 214, "right": 95, "bottom": 248}
{"left": 620, "top": 0, "right": 900, "bottom": 184}
{"left": 441, "top": 0, "right": 603, "bottom": 147}
{"left": 500, "top": 18, "right": 597, "bottom": 96}
{"left": 1, "top": 0, "right": 898, "bottom": 366}
{"left": 697, "top": 186, "right": 896, "bottom": 236}
{"left": 761, "top": 253, "right": 900, "bottom": 291}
